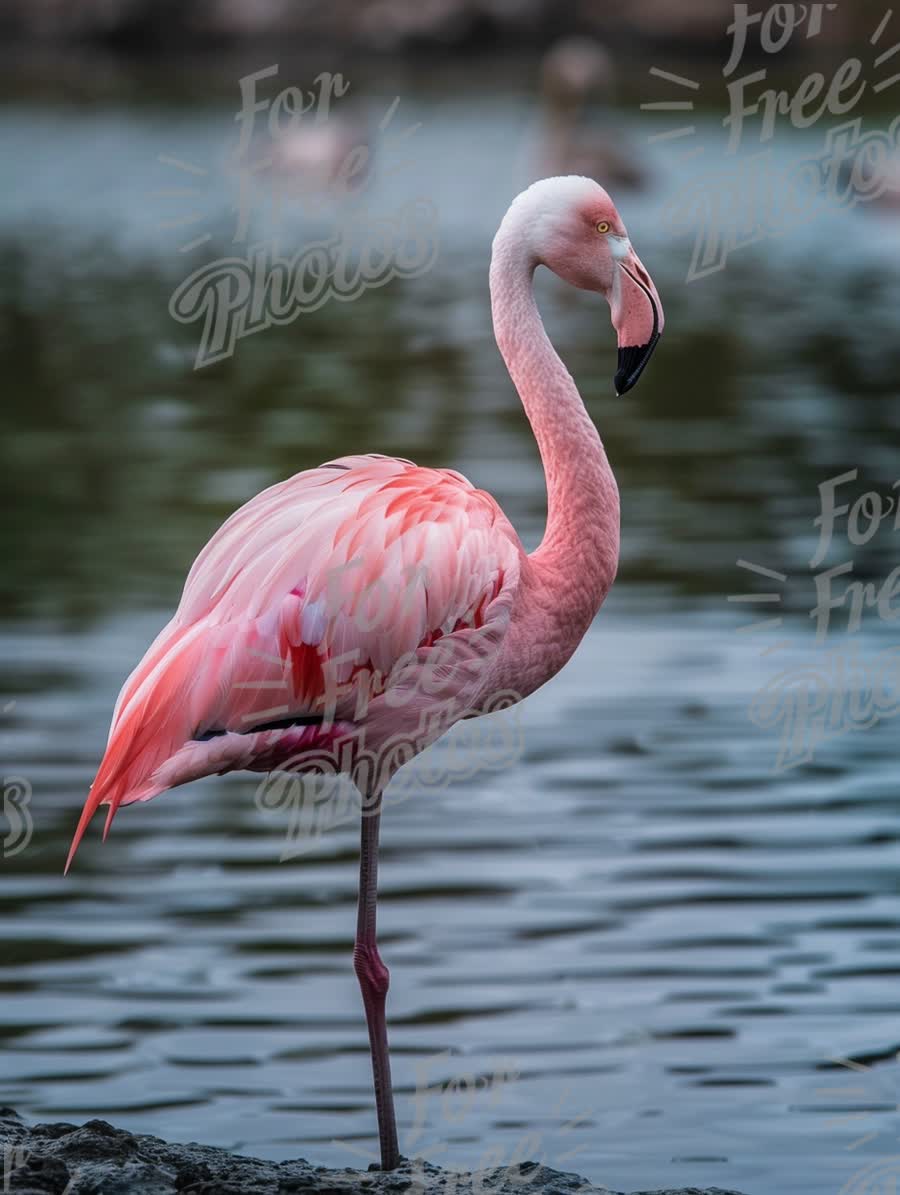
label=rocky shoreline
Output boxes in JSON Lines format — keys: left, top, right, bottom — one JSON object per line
{"left": 0, "top": 1108, "right": 748, "bottom": 1195}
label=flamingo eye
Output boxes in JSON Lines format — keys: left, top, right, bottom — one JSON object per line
{"left": 596, "top": 221, "right": 610, "bottom": 234}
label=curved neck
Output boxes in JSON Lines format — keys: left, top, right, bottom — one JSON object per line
{"left": 489, "top": 232, "right": 620, "bottom": 622}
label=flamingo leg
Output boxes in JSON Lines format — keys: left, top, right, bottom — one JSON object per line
{"left": 353, "top": 793, "right": 400, "bottom": 1170}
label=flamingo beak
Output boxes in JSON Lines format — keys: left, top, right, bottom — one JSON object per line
{"left": 609, "top": 238, "right": 663, "bottom": 396}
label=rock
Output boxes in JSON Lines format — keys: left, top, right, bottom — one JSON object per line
{"left": 0, "top": 1108, "right": 748, "bottom": 1195}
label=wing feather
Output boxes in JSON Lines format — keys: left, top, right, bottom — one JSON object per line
{"left": 67, "top": 455, "right": 522, "bottom": 867}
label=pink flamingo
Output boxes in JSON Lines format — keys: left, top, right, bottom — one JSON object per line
{"left": 66, "top": 176, "right": 663, "bottom": 1171}
{"left": 537, "top": 39, "right": 649, "bottom": 191}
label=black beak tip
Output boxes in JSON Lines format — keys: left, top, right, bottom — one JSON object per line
{"left": 615, "top": 332, "right": 661, "bottom": 396}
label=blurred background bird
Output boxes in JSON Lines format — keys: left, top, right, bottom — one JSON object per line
{"left": 534, "top": 37, "right": 649, "bottom": 191}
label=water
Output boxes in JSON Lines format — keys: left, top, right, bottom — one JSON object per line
{"left": 3, "top": 54, "right": 900, "bottom": 1195}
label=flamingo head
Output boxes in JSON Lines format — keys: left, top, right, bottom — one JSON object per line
{"left": 521, "top": 176, "right": 664, "bottom": 395}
